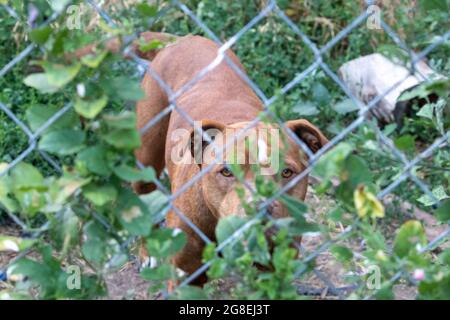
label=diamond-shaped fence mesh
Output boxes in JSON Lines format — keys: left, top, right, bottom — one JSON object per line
{"left": 0, "top": 0, "right": 448, "bottom": 299}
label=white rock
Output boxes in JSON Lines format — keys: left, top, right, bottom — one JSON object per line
{"left": 2, "top": 240, "right": 19, "bottom": 252}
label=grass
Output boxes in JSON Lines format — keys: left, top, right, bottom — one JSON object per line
{"left": 1, "top": 0, "right": 448, "bottom": 206}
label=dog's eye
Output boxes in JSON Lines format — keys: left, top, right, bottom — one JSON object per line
{"left": 281, "top": 168, "right": 294, "bottom": 179}
{"left": 220, "top": 167, "right": 233, "bottom": 177}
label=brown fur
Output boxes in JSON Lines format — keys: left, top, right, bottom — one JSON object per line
{"left": 132, "top": 33, "right": 328, "bottom": 287}
{"left": 69, "top": 32, "right": 328, "bottom": 287}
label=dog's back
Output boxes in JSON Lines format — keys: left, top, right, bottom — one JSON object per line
{"left": 135, "top": 34, "right": 264, "bottom": 182}
{"left": 146, "top": 34, "right": 263, "bottom": 128}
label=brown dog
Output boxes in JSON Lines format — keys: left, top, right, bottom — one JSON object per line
{"left": 71, "top": 32, "right": 328, "bottom": 286}
{"left": 131, "top": 33, "right": 328, "bottom": 286}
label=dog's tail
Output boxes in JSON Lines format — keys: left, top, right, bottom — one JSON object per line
{"left": 66, "top": 32, "right": 177, "bottom": 62}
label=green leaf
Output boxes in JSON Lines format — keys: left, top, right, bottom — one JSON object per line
{"left": 202, "top": 243, "right": 217, "bottom": 262}
{"left": 215, "top": 216, "right": 247, "bottom": 244}
{"left": 9, "top": 164, "right": 46, "bottom": 216}
{"left": 24, "top": 62, "right": 81, "bottom": 94}
{"left": 81, "top": 221, "right": 109, "bottom": 265}
{"left": 74, "top": 94, "right": 108, "bottom": 119}
{"left": 393, "top": 220, "right": 427, "bottom": 258}
{"left": 146, "top": 228, "right": 187, "bottom": 258}
{"left": 312, "top": 82, "right": 330, "bottom": 105}
{"left": 172, "top": 286, "right": 208, "bottom": 300}
{"left": 342, "top": 154, "right": 372, "bottom": 185}
{"left": 29, "top": 26, "right": 52, "bottom": 45}
{"left": 327, "top": 207, "right": 345, "bottom": 222}
{"left": 140, "top": 190, "right": 169, "bottom": 225}
{"left": 425, "top": 79, "right": 450, "bottom": 97}
{"left": 0, "top": 163, "right": 19, "bottom": 212}
{"left": 76, "top": 145, "right": 112, "bottom": 177}
{"left": 419, "top": 0, "right": 448, "bottom": 12}
{"left": 11, "top": 163, "right": 45, "bottom": 190}
{"left": 83, "top": 183, "right": 117, "bottom": 206}
{"left": 47, "top": 0, "right": 71, "bottom": 12}
{"left": 336, "top": 155, "right": 372, "bottom": 204}
{"left": 418, "top": 275, "right": 450, "bottom": 300}
{"left": 438, "top": 249, "right": 450, "bottom": 267}
{"left": 9, "top": 258, "right": 54, "bottom": 289}
{"left": 80, "top": 50, "right": 108, "bottom": 68}
{"left": 26, "top": 104, "right": 79, "bottom": 132}
{"left": 292, "top": 102, "right": 319, "bottom": 116}
{"left": 417, "top": 103, "right": 435, "bottom": 120}
{"left": 23, "top": 73, "right": 59, "bottom": 94}
{"left": 246, "top": 226, "right": 270, "bottom": 265}
{"left": 102, "top": 129, "right": 141, "bottom": 150}
{"left": 394, "top": 135, "right": 415, "bottom": 152}
{"left": 398, "top": 83, "right": 430, "bottom": 101}
{"left": 136, "top": 3, "right": 158, "bottom": 17}
{"left": 417, "top": 186, "right": 449, "bottom": 207}
{"left": 53, "top": 173, "right": 91, "bottom": 205}
{"left": 279, "top": 194, "right": 307, "bottom": 222}
{"left": 102, "top": 113, "right": 141, "bottom": 150}
{"left": 436, "top": 200, "right": 450, "bottom": 222}
{"left": 41, "top": 62, "right": 81, "bottom": 88}
{"left": 333, "top": 98, "right": 359, "bottom": 114}
{"left": 312, "top": 142, "right": 353, "bottom": 180}
{"left": 81, "top": 225, "right": 126, "bottom": 271}
{"left": 39, "top": 129, "right": 86, "bottom": 155}
{"left": 103, "top": 112, "right": 137, "bottom": 129}
{"left": 113, "top": 165, "right": 155, "bottom": 182}
{"left": 49, "top": 207, "right": 80, "bottom": 253}
{"left": 330, "top": 245, "right": 353, "bottom": 262}
{"left": 115, "top": 188, "right": 152, "bottom": 236}
{"left": 383, "top": 123, "right": 397, "bottom": 136}
{"left": 50, "top": 29, "right": 69, "bottom": 56}
{"left": 374, "top": 285, "right": 395, "bottom": 300}
{"left": 207, "top": 259, "right": 227, "bottom": 279}
{"left": 13, "top": 189, "right": 46, "bottom": 217}
{"left": 104, "top": 77, "right": 145, "bottom": 101}
{"left": 140, "top": 264, "right": 173, "bottom": 281}
{"left": 57, "top": 272, "right": 106, "bottom": 299}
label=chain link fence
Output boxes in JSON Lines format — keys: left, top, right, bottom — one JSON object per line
{"left": 0, "top": 0, "right": 449, "bottom": 299}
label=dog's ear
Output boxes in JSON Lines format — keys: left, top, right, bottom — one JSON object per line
{"left": 190, "top": 120, "right": 226, "bottom": 165}
{"left": 285, "top": 119, "right": 329, "bottom": 153}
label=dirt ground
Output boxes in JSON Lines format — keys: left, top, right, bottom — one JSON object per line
{"left": 0, "top": 183, "right": 447, "bottom": 300}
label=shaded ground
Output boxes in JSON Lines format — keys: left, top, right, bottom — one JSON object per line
{"left": 104, "top": 262, "right": 150, "bottom": 300}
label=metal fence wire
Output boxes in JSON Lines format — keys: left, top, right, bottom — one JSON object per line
{"left": 0, "top": 0, "right": 449, "bottom": 299}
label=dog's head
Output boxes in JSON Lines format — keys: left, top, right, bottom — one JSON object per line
{"left": 187, "top": 119, "right": 328, "bottom": 219}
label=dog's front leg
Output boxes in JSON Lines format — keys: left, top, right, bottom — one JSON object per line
{"left": 165, "top": 210, "right": 211, "bottom": 291}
